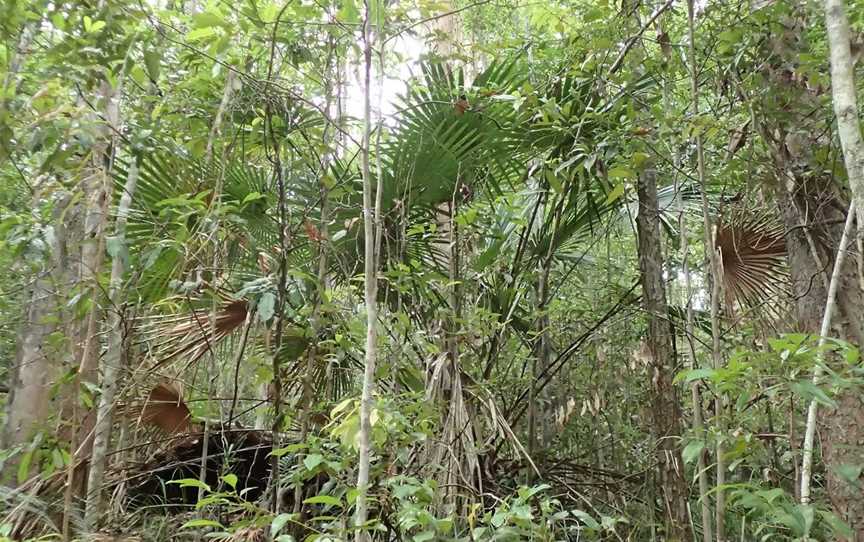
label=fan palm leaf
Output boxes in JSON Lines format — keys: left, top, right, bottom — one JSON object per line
{"left": 714, "top": 209, "right": 788, "bottom": 311}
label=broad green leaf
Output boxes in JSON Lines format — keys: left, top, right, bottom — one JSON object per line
{"left": 673, "top": 368, "right": 716, "bottom": 384}
{"left": 331, "top": 397, "right": 355, "bottom": 418}
{"left": 571, "top": 509, "right": 600, "bottom": 530}
{"left": 819, "top": 510, "right": 854, "bottom": 538}
{"left": 790, "top": 380, "right": 836, "bottom": 408}
{"left": 682, "top": 440, "right": 705, "bottom": 465}
{"left": 271, "top": 513, "right": 296, "bottom": 537}
{"left": 106, "top": 235, "right": 125, "bottom": 259}
{"left": 631, "top": 152, "right": 651, "bottom": 170}
{"left": 257, "top": 292, "right": 276, "bottom": 322}
{"left": 607, "top": 166, "right": 635, "bottom": 179}
{"left": 221, "top": 473, "right": 237, "bottom": 489}
{"left": 545, "top": 168, "right": 562, "bottom": 193}
{"left": 193, "top": 11, "right": 225, "bottom": 28}
{"left": 303, "top": 453, "right": 324, "bottom": 471}
{"left": 605, "top": 182, "right": 625, "bottom": 203}
{"left": 144, "top": 49, "right": 161, "bottom": 82}
{"left": 833, "top": 463, "right": 862, "bottom": 484}
{"left": 186, "top": 27, "right": 217, "bottom": 42}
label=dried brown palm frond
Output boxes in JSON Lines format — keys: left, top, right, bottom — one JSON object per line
{"left": 138, "top": 297, "right": 249, "bottom": 371}
{"left": 122, "top": 383, "right": 193, "bottom": 436}
{"left": 714, "top": 210, "right": 788, "bottom": 311}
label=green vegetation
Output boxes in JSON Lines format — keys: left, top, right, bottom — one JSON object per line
{"left": 1, "top": 0, "right": 864, "bottom": 540}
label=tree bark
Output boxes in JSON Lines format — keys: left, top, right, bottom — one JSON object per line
{"left": 83, "top": 160, "right": 139, "bottom": 530}
{"left": 821, "top": 3, "right": 864, "bottom": 535}
{"left": 635, "top": 168, "right": 691, "bottom": 542}
{"left": 0, "top": 191, "right": 69, "bottom": 484}
{"left": 824, "top": 0, "right": 864, "bottom": 233}
{"left": 686, "top": 2, "right": 725, "bottom": 537}
{"left": 354, "top": 0, "right": 380, "bottom": 536}
{"left": 800, "top": 200, "right": 856, "bottom": 505}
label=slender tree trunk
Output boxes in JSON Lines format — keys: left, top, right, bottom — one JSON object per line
{"left": 83, "top": 160, "right": 139, "bottom": 530}
{"left": 293, "top": 43, "right": 335, "bottom": 516}
{"left": 685, "top": 2, "right": 726, "bottom": 538}
{"left": 824, "top": 0, "right": 864, "bottom": 232}
{"left": 678, "top": 173, "right": 712, "bottom": 542}
{"left": 355, "top": 0, "right": 381, "bottom": 536}
{"left": 264, "top": 4, "right": 292, "bottom": 514}
{"left": 800, "top": 200, "right": 855, "bottom": 504}
{"left": 636, "top": 168, "right": 691, "bottom": 541}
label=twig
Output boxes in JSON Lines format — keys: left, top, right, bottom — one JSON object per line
{"left": 609, "top": 0, "right": 675, "bottom": 75}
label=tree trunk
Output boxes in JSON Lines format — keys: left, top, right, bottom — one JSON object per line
{"left": 635, "top": 168, "right": 691, "bottom": 541}
{"left": 0, "top": 192, "right": 70, "bottom": 484}
{"left": 824, "top": 0, "right": 864, "bottom": 233}
{"left": 821, "top": 3, "right": 864, "bottom": 535}
{"left": 354, "top": 0, "right": 380, "bottom": 537}
{"left": 83, "top": 160, "right": 139, "bottom": 530}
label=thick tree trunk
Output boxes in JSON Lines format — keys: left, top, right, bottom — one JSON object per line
{"left": 635, "top": 168, "right": 691, "bottom": 541}
{"left": 821, "top": 3, "right": 864, "bottom": 535}
{"left": 0, "top": 193, "right": 70, "bottom": 484}
{"left": 774, "top": 171, "right": 864, "bottom": 539}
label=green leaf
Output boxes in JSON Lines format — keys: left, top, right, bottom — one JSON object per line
{"left": 605, "top": 182, "right": 625, "bottom": 204}
{"left": 673, "top": 368, "right": 716, "bottom": 384}
{"left": 144, "top": 49, "right": 161, "bottom": 82}
{"left": 83, "top": 16, "right": 105, "bottom": 33}
{"left": 607, "top": 166, "right": 635, "bottom": 179}
{"left": 832, "top": 463, "right": 862, "bottom": 484}
{"left": 303, "top": 453, "right": 324, "bottom": 471}
{"left": 544, "top": 169, "right": 562, "bottom": 193}
{"left": 270, "top": 443, "right": 307, "bottom": 457}
{"left": 338, "top": 0, "right": 360, "bottom": 23}
{"left": 106, "top": 235, "right": 125, "bottom": 259}
{"left": 193, "top": 11, "right": 225, "bottom": 28}
{"left": 800, "top": 504, "right": 815, "bottom": 535}
{"left": 682, "top": 440, "right": 705, "bottom": 465}
{"left": 17, "top": 449, "right": 33, "bottom": 485}
{"left": 303, "top": 494, "right": 342, "bottom": 508}
{"left": 186, "top": 27, "right": 217, "bottom": 42}
{"left": 180, "top": 519, "right": 223, "bottom": 529}
{"left": 790, "top": 380, "right": 837, "bottom": 408}
{"left": 168, "top": 478, "right": 211, "bottom": 492}
{"left": 271, "top": 513, "right": 296, "bottom": 537}
{"left": 241, "top": 192, "right": 265, "bottom": 205}
{"left": 571, "top": 509, "right": 600, "bottom": 530}
{"left": 368, "top": 0, "right": 385, "bottom": 28}
{"left": 330, "top": 397, "right": 355, "bottom": 418}
{"left": 221, "top": 473, "right": 237, "bottom": 489}
{"left": 819, "top": 510, "right": 854, "bottom": 538}
{"left": 257, "top": 292, "right": 276, "bottom": 322}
